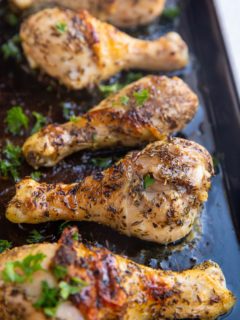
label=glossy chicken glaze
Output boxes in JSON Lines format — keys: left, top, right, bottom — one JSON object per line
{"left": 7, "top": 138, "right": 213, "bottom": 244}
{"left": 11, "top": 0, "right": 166, "bottom": 27}
{"left": 22, "top": 75, "right": 198, "bottom": 168}
{"left": 20, "top": 8, "right": 189, "bottom": 89}
{"left": 0, "top": 228, "right": 235, "bottom": 320}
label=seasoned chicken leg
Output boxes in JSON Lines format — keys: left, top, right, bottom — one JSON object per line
{"left": 0, "top": 227, "right": 235, "bottom": 320}
{"left": 11, "top": 0, "right": 166, "bottom": 27}
{"left": 20, "top": 8, "right": 188, "bottom": 90}
{"left": 22, "top": 76, "right": 198, "bottom": 168}
{"left": 7, "top": 138, "right": 213, "bottom": 244}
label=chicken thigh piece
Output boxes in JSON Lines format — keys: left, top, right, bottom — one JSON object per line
{"left": 20, "top": 8, "right": 189, "bottom": 90}
{"left": 22, "top": 76, "right": 198, "bottom": 168}
{"left": 0, "top": 227, "right": 235, "bottom": 320}
{"left": 11, "top": 0, "right": 166, "bottom": 27}
{"left": 7, "top": 138, "right": 213, "bottom": 244}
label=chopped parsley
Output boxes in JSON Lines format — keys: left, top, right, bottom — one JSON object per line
{"left": 35, "top": 277, "right": 88, "bottom": 316}
{"left": 55, "top": 22, "right": 67, "bottom": 33}
{"left": 5, "top": 106, "right": 29, "bottom": 135}
{"left": 52, "top": 265, "right": 68, "bottom": 280}
{"left": 2, "top": 253, "right": 46, "bottom": 283}
{"left": 0, "top": 141, "right": 22, "bottom": 181}
{"left": 91, "top": 157, "right": 112, "bottom": 169}
{"left": 5, "top": 13, "right": 19, "bottom": 26}
{"left": 125, "top": 72, "right": 143, "bottom": 84}
{"left": 143, "top": 174, "right": 155, "bottom": 189}
{"left": 120, "top": 95, "right": 129, "bottom": 106}
{"left": 27, "top": 230, "right": 45, "bottom": 244}
{"left": 99, "top": 83, "right": 123, "bottom": 97}
{"left": 133, "top": 89, "right": 149, "bottom": 106}
{"left": 0, "top": 240, "right": 12, "bottom": 254}
{"left": 31, "top": 171, "right": 43, "bottom": 181}
{"left": 70, "top": 115, "right": 78, "bottom": 122}
{"left": 31, "top": 112, "right": 47, "bottom": 134}
{"left": 34, "top": 281, "right": 59, "bottom": 317}
{"left": 162, "top": 6, "right": 181, "bottom": 20}
{"left": 1, "top": 34, "right": 22, "bottom": 61}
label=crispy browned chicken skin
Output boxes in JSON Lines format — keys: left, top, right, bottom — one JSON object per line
{"left": 7, "top": 138, "right": 213, "bottom": 244}
{"left": 20, "top": 8, "right": 188, "bottom": 89}
{"left": 0, "top": 227, "right": 236, "bottom": 320}
{"left": 22, "top": 76, "right": 198, "bottom": 168}
{"left": 11, "top": 0, "right": 166, "bottom": 27}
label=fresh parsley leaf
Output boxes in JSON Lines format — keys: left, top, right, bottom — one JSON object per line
{"left": 70, "top": 115, "right": 78, "bottom": 122}
{"left": 34, "top": 281, "right": 59, "bottom": 317}
{"left": 27, "top": 230, "right": 44, "bottom": 244}
{"left": 0, "top": 141, "right": 22, "bottom": 181}
{"left": 52, "top": 265, "right": 67, "bottom": 280}
{"left": 91, "top": 157, "right": 112, "bottom": 169}
{"left": 5, "top": 13, "right": 19, "bottom": 26}
{"left": 58, "top": 221, "right": 72, "bottom": 234}
{"left": 99, "top": 83, "right": 123, "bottom": 97}
{"left": 125, "top": 72, "right": 143, "bottom": 84}
{"left": 133, "top": 89, "right": 149, "bottom": 106}
{"left": 143, "top": 174, "right": 155, "bottom": 189}
{"left": 120, "top": 96, "right": 129, "bottom": 106}
{"left": 72, "top": 231, "right": 78, "bottom": 241}
{"left": 31, "top": 171, "right": 43, "bottom": 181}
{"left": 56, "top": 22, "right": 67, "bottom": 33}
{"left": 59, "top": 281, "right": 80, "bottom": 299}
{"left": 31, "top": 112, "right": 47, "bottom": 134}
{"left": 5, "top": 106, "right": 29, "bottom": 135}
{"left": 162, "top": 6, "right": 180, "bottom": 20}
{"left": 2, "top": 253, "right": 46, "bottom": 283}
{"left": 1, "top": 34, "right": 21, "bottom": 61}
{"left": 0, "top": 240, "right": 12, "bottom": 253}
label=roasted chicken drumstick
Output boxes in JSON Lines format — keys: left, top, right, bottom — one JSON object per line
{"left": 20, "top": 8, "right": 188, "bottom": 89}
{"left": 7, "top": 138, "right": 213, "bottom": 244}
{"left": 0, "top": 227, "right": 235, "bottom": 320}
{"left": 11, "top": 0, "right": 166, "bottom": 27}
{"left": 23, "top": 76, "right": 198, "bottom": 168}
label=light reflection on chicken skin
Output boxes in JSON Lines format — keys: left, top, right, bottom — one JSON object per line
{"left": 22, "top": 76, "right": 198, "bottom": 168}
{"left": 7, "top": 138, "right": 213, "bottom": 244}
{"left": 20, "top": 8, "right": 189, "bottom": 90}
{"left": 0, "top": 227, "right": 236, "bottom": 320}
{"left": 11, "top": 0, "right": 166, "bottom": 27}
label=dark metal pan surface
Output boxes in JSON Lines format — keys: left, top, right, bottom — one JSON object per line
{"left": 0, "top": 0, "right": 239, "bottom": 318}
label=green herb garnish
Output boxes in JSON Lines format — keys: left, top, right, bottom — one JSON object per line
{"left": 162, "top": 6, "right": 181, "bottom": 20}
{"left": 70, "top": 115, "right": 78, "bottom": 122}
{"left": 0, "top": 240, "right": 12, "bottom": 254}
{"left": 133, "top": 89, "right": 149, "bottom": 106}
{"left": 31, "top": 171, "right": 43, "bottom": 181}
{"left": 31, "top": 112, "right": 47, "bottom": 134}
{"left": 34, "top": 281, "right": 59, "bottom": 317}
{"left": 5, "top": 106, "right": 29, "bottom": 135}
{"left": 5, "top": 13, "right": 19, "bottom": 26}
{"left": 99, "top": 83, "right": 123, "bottom": 97}
{"left": 120, "top": 95, "right": 129, "bottom": 106}
{"left": 35, "top": 277, "right": 88, "bottom": 316}
{"left": 91, "top": 157, "right": 112, "bottom": 169}
{"left": 52, "top": 265, "right": 68, "bottom": 280}
{"left": 1, "top": 34, "right": 21, "bottom": 61}
{"left": 55, "top": 22, "right": 67, "bottom": 33}
{"left": 0, "top": 141, "right": 22, "bottom": 181}
{"left": 143, "top": 174, "right": 155, "bottom": 189}
{"left": 125, "top": 72, "right": 143, "bottom": 84}
{"left": 2, "top": 253, "right": 46, "bottom": 283}
{"left": 27, "top": 230, "right": 44, "bottom": 244}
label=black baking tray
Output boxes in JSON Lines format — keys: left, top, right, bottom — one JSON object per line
{"left": 0, "top": 0, "right": 240, "bottom": 318}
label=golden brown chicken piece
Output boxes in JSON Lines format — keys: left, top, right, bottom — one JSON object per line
{"left": 20, "top": 8, "right": 188, "bottom": 90}
{"left": 23, "top": 76, "right": 198, "bottom": 168}
{"left": 11, "top": 0, "right": 166, "bottom": 27}
{"left": 0, "top": 227, "right": 235, "bottom": 320}
{"left": 7, "top": 138, "right": 213, "bottom": 244}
